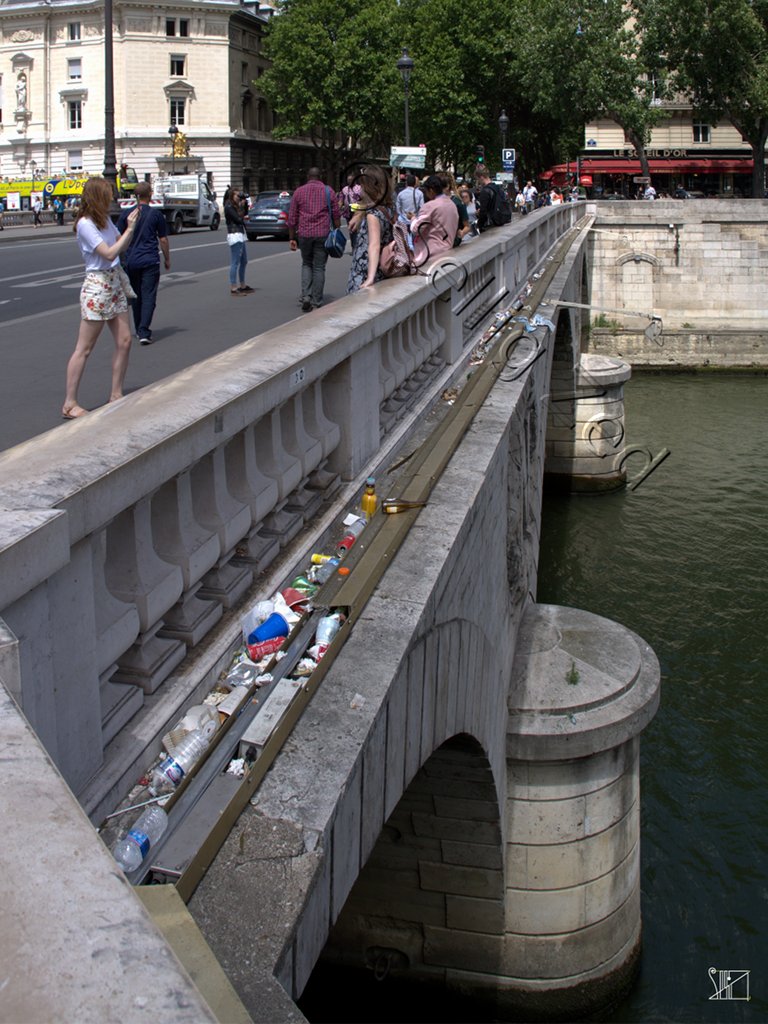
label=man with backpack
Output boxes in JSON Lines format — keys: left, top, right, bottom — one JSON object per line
{"left": 474, "top": 165, "right": 512, "bottom": 232}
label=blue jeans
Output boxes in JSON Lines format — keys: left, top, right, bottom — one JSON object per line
{"left": 229, "top": 240, "right": 247, "bottom": 286}
{"left": 298, "top": 236, "right": 329, "bottom": 306}
{"left": 127, "top": 263, "right": 160, "bottom": 340}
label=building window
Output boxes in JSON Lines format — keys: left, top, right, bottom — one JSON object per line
{"left": 68, "top": 100, "right": 82, "bottom": 129}
{"left": 241, "top": 62, "right": 249, "bottom": 85}
{"left": 68, "top": 58, "right": 82, "bottom": 81}
{"left": 170, "top": 55, "right": 185, "bottom": 76}
{"left": 68, "top": 22, "right": 81, "bottom": 41}
{"left": 166, "top": 18, "right": 189, "bottom": 37}
{"left": 693, "top": 122, "right": 711, "bottom": 144}
{"left": 68, "top": 149, "right": 83, "bottom": 170}
{"left": 170, "top": 97, "right": 185, "bottom": 125}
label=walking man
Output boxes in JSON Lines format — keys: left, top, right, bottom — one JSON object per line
{"left": 117, "top": 181, "right": 170, "bottom": 345}
{"left": 523, "top": 180, "right": 538, "bottom": 213}
{"left": 32, "top": 196, "right": 43, "bottom": 227}
{"left": 288, "top": 167, "right": 340, "bottom": 311}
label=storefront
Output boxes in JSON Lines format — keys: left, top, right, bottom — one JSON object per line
{"left": 541, "top": 151, "right": 755, "bottom": 197}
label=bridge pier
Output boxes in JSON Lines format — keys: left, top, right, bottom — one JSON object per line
{"left": 545, "top": 353, "right": 632, "bottom": 493}
{"left": 319, "top": 603, "right": 659, "bottom": 1021}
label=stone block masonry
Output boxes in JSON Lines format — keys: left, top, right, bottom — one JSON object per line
{"left": 586, "top": 200, "right": 768, "bottom": 367}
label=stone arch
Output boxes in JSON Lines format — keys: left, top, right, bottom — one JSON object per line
{"left": 615, "top": 251, "right": 659, "bottom": 267}
{"left": 318, "top": 734, "right": 505, "bottom": 982}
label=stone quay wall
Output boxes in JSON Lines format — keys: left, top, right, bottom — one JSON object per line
{"left": 586, "top": 200, "right": 768, "bottom": 367}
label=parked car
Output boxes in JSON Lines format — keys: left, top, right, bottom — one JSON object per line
{"left": 246, "top": 191, "right": 293, "bottom": 239}
{"left": 601, "top": 193, "right": 628, "bottom": 200}
{"left": 673, "top": 188, "right": 707, "bottom": 199}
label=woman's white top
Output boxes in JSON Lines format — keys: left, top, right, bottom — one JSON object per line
{"left": 77, "top": 217, "right": 121, "bottom": 272}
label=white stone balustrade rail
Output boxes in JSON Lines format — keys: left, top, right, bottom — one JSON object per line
{"left": 0, "top": 202, "right": 587, "bottom": 806}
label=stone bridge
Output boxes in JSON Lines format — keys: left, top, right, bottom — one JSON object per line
{"left": 0, "top": 203, "right": 660, "bottom": 1022}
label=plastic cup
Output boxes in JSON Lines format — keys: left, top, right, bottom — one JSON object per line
{"left": 250, "top": 611, "right": 289, "bottom": 643}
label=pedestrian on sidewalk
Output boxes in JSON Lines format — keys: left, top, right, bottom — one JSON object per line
{"left": 62, "top": 178, "right": 139, "bottom": 419}
{"left": 288, "top": 167, "right": 340, "bottom": 311}
{"left": 53, "top": 196, "right": 65, "bottom": 226}
{"left": 117, "top": 181, "right": 170, "bottom": 344}
{"left": 224, "top": 189, "right": 253, "bottom": 295}
{"left": 33, "top": 196, "right": 43, "bottom": 227}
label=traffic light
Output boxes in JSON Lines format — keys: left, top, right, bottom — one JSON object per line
{"left": 475, "top": 145, "right": 485, "bottom": 163}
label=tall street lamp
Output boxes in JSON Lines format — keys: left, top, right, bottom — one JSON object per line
{"left": 498, "top": 109, "right": 509, "bottom": 152}
{"left": 396, "top": 48, "right": 414, "bottom": 147}
{"left": 103, "top": 0, "right": 118, "bottom": 202}
{"left": 168, "top": 124, "right": 179, "bottom": 176}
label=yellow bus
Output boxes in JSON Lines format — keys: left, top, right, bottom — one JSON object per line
{"left": 0, "top": 167, "right": 138, "bottom": 202}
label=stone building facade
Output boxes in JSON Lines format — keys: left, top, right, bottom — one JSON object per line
{"left": 0, "top": 0, "right": 315, "bottom": 196}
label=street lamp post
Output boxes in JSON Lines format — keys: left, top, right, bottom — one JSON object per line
{"left": 168, "top": 124, "right": 179, "bottom": 176}
{"left": 103, "top": 0, "right": 118, "bottom": 201}
{"left": 498, "top": 109, "right": 509, "bottom": 152}
{"left": 30, "top": 159, "right": 37, "bottom": 183}
{"left": 396, "top": 48, "right": 414, "bottom": 147}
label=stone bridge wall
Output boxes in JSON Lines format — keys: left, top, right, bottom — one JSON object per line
{"left": 0, "top": 202, "right": 585, "bottom": 822}
{"left": 587, "top": 199, "right": 768, "bottom": 366}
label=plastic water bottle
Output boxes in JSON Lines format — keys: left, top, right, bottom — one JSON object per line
{"left": 313, "top": 556, "right": 340, "bottom": 583}
{"left": 149, "top": 728, "right": 210, "bottom": 795}
{"left": 112, "top": 805, "right": 168, "bottom": 872}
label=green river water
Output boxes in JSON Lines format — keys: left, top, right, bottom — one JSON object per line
{"left": 300, "top": 373, "right": 768, "bottom": 1023}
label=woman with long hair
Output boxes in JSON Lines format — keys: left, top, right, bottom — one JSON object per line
{"left": 62, "top": 177, "right": 139, "bottom": 419}
{"left": 346, "top": 165, "right": 394, "bottom": 293}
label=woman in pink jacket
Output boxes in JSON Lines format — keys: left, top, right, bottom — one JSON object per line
{"left": 410, "top": 175, "right": 459, "bottom": 266}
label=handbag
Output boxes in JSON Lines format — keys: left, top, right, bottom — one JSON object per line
{"left": 324, "top": 188, "right": 346, "bottom": 258}
{"left": 117, "top": 265, "right": 137, "bottom": 300}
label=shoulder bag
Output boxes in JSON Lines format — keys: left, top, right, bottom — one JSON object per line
{"left": 324, "top": 188, "right": 347, "bottom": 258}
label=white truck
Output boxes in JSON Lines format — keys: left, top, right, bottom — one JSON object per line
{"left": 119, "top": 173, "right": 221, "bottom": 234}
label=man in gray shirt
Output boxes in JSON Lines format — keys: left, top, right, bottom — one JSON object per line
{"left": 396, "top": 174, "right": 423, "bottom": 224}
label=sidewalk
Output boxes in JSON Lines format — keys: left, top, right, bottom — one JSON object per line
{"left": 0, "top": 221, "right": 73, "bottom": 244}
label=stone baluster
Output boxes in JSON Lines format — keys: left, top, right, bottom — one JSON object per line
{"left": 152, "top": 473, "right": 223, "bottom": 647}
{"left": 193, "top": 449, "right": 254, "bottom": 609}
{"left": 105, "top": 499, "right": 187, "bottom": 695}
{"left": 225, "top": 427, "right": 281, "bottom": 571}
{"left": 250, "top": 408, "right": 304, "bottom": 546}
{"left": 277, "top": 395, "right": 325, "bottom": 521}
{"left": 90, "top": 529, "right": 143, "bottom": 743}
{"left": 300, "top": 380, "right": 341, "bottom": 494}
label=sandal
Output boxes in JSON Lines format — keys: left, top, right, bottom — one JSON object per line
{"left": 62, "top": 405, "right": 88, "bottom": 420}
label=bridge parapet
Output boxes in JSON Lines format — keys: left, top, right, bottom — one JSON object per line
{"left": 0, "top": 203, "right": 585, "bottom": 819}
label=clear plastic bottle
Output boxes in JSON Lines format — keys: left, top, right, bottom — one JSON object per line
{"left": 149, "top": 728, "right": 210, "bottom": 795}
{"left": 313, "top": 556, "right": 340, "bottom": 583}
{"left": 112, "top": 805, "right": 168, "bottom": 872}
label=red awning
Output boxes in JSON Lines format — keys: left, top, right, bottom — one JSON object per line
{"left": 579, "top": 158, "right": 754, "bottom": 175}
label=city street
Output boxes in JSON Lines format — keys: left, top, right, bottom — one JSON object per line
{"left": 0, "top": 224, "right": 352, "bottom": 451}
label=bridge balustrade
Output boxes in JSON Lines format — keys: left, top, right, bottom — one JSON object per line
{"left": 0, "top": 203, "right": 587, "bottom": 818}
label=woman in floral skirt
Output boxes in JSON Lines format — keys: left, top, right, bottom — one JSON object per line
{"left": 62, "top": 178, "right": 139, "bottom": 419}
{"left": 346, "top": 166, "right": 394, "bottom": 293}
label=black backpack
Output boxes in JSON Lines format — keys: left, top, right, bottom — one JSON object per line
{"left": 487, "top": 183, "right": 512, "bottom": 226}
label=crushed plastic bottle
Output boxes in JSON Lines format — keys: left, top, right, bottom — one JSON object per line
{"left": 112, "top": 805, "right": 168, "bottom": 872}
{"left": 149, "top": 728, "right": 210, "bottom": 795}
{"left": 312, "top": 556, "right": 340, "bottom": 584}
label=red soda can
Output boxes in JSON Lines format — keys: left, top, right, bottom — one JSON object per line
{"left": 247, "top": 636, "right": 284, "bottom": 661}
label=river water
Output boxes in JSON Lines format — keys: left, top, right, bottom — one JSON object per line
{"left": 537, "top": 373, "right": 768, "bottom": 1023}
{"left": 300, "top": 373, "right": 768, "bottom": 1023}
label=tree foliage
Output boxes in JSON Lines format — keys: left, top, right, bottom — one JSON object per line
{"left": 260, "top": 0, "right": 402, "bottom": 180}
{"left": 637, "top": 0, "right": 768, "bottom": 194}
{"left": 260, "top": 0, "right": 766, "bottom": 191}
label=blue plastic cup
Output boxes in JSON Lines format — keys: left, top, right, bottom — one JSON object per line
{"left": 249, "top": 612, "right": 289, "bottom": 644}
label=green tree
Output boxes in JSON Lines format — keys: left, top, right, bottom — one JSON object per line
{"left": 638, "top": 0, "right": 768, "bottom": 196}
{"left": 518, "top": 0, "right": 668, "bottom": 180}
{"left": 260, "top": 0, "right": 401, "bottom": 182}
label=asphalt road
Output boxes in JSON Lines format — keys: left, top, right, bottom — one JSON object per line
{"left": 0, "top": 224, "right": 352, "bottom": 451}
